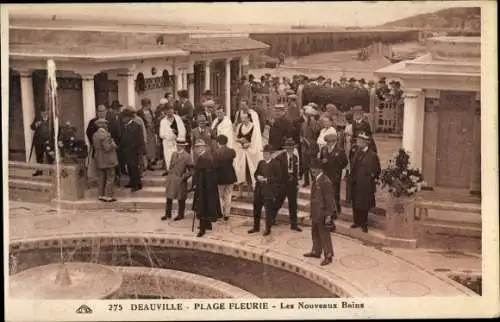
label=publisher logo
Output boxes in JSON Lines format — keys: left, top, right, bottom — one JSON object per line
{"left": 76, "top": 304, "right": 93, "bottom": 314}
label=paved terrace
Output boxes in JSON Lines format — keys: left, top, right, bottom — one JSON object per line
{"left": 9, "top": 201, "right": 480, "bottom": 298}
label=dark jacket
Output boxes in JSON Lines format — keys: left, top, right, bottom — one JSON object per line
{"left": 254, "top": 158, "right": 282, "bottom": 201}
{"left": 31, "top": 117, "right": 52, "bottom": 146}
{"left": 192, "top": 151, "right": 223, "bottom": 222}
{"left": 310, "top": 173, "right": 336, "bottom": 224}
{"left": 268, "top": 116, "right": 293, "bottom": 149}
{"left": 349, "top": 147, "right": 381, "bottom": 210}
{"left": 213, "top": 146, "right": 237, "bottom": 185}
{"left": 178, "top": 100, "right": 194, "bottom": 130}
{"left": 319, "top": 144, "right": 348, "bottom": 184}
{"left": 106, "top": 109, "right": 122, "bottom": 144}
{"left": 276, "top": 152, "right": 299, "bottom": 186}
{"left": 85, "top": 117, "right": 99, "bottom": 146}
{"left": 120, "top": 120, "right": 145, "bottom": 160}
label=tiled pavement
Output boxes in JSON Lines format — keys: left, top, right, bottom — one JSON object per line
{"left": 8, "top": 201, "right": 480, "bottom": 298}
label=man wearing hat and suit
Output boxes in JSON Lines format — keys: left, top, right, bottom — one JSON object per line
{"left": 316, "top": 114, "right": 337, "bottom": 152}
{"left": 248, "top": 144, "right": 283, "bottom": 236}
{"left": 162, "top": 138, "right": 193, "bottom": 221}
{"left": 268, "top": 103, "right": 293, "bottom": 150}
{"left": 192, "top": 113, "right": 214, "bottom": 159}
{"left": 349, "top": 132, "right": 381, "bottom": 233}
{"left": 137, "top": 98, "right": 157, "bottom": 171}
{"left": 192, "top": 139, "right": 223, "bottom": 237}
{"left": 30, "top": 106, "right": 54, "bottom": 176}
{"left": 195, "top": 99, "right": 216, "bottom": 127}
{"left": 319, "top": 132, "right": 348, "bottom": 221}
{"left": 274, "top": 138, "right": 302, "bottom": 232}
{"left": 159, "top": 104, "right": 186, "bottom": 175}
{"left": 177, "top": 89, "right": 194, "bottom": 148}
{"left": 120, "top": 108, "right": 145, "bottom": 192}
{"left": 300, "top": 105, "right": 321, "bottom": 187}
{"left": 92, "top": 118, "right": 118, "bottom": 202}
{"left": 350, "top": 105, "right": 377, "bottom": 158}
{"left": 213, "top": 134, "right": 238, "bottom": 221}
{"left": 303, "top": 158, "right": 336, "bottom": 266}
{"left": 86, "top": 104, "right": 108, "bottom": 151}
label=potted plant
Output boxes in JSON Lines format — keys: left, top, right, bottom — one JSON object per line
{"left": 379, "top": 148, "right": 426, "bottom": 239}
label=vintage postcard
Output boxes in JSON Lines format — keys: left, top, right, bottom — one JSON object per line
{"left": 2, "top": 1, "right": 498, "bottom": 321}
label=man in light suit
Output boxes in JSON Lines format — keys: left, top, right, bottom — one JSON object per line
{"left": 303, "top": 158, "right": 336, "bottom": 266}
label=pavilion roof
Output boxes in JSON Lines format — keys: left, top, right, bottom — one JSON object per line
{"left": 9, "top": 43, "right": 189, "bottom": 62}
{"left": 178, "top": 37, "right": 269, "bottom": 53}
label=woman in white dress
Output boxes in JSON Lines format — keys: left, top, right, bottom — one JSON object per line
{"left": 233, "top": 112, "right": 263, "bottom": 198}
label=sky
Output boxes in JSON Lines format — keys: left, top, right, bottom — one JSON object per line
{"left": 7, "top": 2, "right": 479, "bottom": 27}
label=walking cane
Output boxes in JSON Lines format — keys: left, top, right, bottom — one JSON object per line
{"left": 28, "top": 138, "right": 35, "bottom": 163}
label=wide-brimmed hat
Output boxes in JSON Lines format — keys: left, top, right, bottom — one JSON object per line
{"left": 283, "top": 138, "right": 296, "bottom": 148}
{"left": 216, "top": 135, "right": 228, "bottom": 145}
{"left": 351, "top": 105, "right": 364, "bottom": 112}
{"left": 110, "top": 100, "right": 123, "bottom": 109}
{"left": 196, "top": 114, "right": 208, "bottom": 124}
{"left": 194, "top": 139, "right": 207, "bottom": 147}
{"left": 310, "top": 158, "right": 323, "bottom": 169}
{"left": 176, "top": 138, "right": 188, "bottom": 146}
{"left": 262, "top": 144, "right": 275, "bottom": 153}
{"left": 274, "top": 104, "right": 286, "bottom": 111}
{"left": 357, "top": 132, "right": 371, "bottom": 140}
{"left": 95, "top": 118, "right": 108, "bottom": 127}
{"left": 202, "top": 99, "right": 215, "bottom": 107}
{"left": 303, "top": 105, "right": 318, "bottom": 116}
{"left": 324, "top": 133, "right": 338, "bottom": 142}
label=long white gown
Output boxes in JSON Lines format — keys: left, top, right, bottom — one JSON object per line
{"left": 233, "top": 121, "right": 263, "bottom": 188}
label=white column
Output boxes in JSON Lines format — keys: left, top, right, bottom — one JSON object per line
{"left": 402, "top": 89, "right": 424, "bottom": 170}
{"left": 126, "top": 72, "right": 136, "bottom": 108}
{"left": 182, "top": 69, "right": 188, "bottom": 90}
{"left": 240, "top": 55, "right": 250, "bottom": 78}
{"left": 20, "top": 71, "right": 35, "bottom": 163}
{"left": 187, "top": 62, "right": 195, "bottom": 103}
{"left": 204, "top": 60, "right": 211, "bottom": 91}
{"left": 176, "top": 68, "right": 184, "bottom": 91}
{"left": 82, "top": 74, "right": 97, "bottom": 177}
{"left": 225, "top": 59, "right": 231, "bottom": 116}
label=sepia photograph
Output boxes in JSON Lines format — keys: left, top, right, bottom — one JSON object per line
{"left": 2, "top": 1, "right": 498, "bottom": 320}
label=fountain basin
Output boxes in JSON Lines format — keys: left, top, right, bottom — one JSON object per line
{"left": 9, "top": 235, "right": 346, "bottom": 298}
{"left": 9, "top": 262, "right": 122, "bottom": 299}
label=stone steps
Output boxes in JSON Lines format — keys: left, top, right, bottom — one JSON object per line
{"left": 53, "top": 196, "right": 408, "bottom": 248}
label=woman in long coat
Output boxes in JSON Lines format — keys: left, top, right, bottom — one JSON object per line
{"left": 162, "top": 139, "right": 193, "bottom": 221}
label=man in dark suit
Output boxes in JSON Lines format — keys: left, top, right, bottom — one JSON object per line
{"left": 275, "top": 138, "right": 302, "bottom": 232}
{"left": 350, "top": 105, "right": 377, "bottom": 158}
{"left": 30, "top": 106, "right": 54, "bottom": 176}
{"left": 192, "top": 139, "right": 223, "bottom": 237}
{"left": 248, "top": 144, "right": 282, "bottom": 236}
{"left": 349, "top": 132, "right": 381, "bottom": 233}
{"left": 213, "top": 135, "right": 238, "bottom": 221}
{"left": 303, "top": 158, "right": 336, "bottom": 266}
{"left": 119, "top": 108, "right": 145, "bottom": 192}
{"left": 268, "top": 104, "right": 293, "bottom": 150}
{"left": 177, "top": 90, "right": 194, "bottom": 150}
{"left": 107, "top": 100, "right": 123, "bottom": 183}
{"left": 319, "top": 133, "right": 348, "bottom": 219}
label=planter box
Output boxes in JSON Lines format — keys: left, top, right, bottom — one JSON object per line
{"left": 384, "top": 194, "right": 416, "bottom": 239}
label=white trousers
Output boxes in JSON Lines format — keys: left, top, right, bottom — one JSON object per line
{"left": 218, "top": 184, "right": 234, "bottom": 217}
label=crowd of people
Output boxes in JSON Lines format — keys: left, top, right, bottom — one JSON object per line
{"left": 29, "top": 73, "right": 386, "bottom": 266}
{"left": 238, "top": 73, "right": 404, "bottom": 105}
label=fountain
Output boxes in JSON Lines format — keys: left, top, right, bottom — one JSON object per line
{"left": 9, "top": 60, "right": 124, "bottom": 300}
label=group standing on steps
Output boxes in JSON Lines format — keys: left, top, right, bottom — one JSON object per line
{"left": 30, "top": 76, "right": 381, "bottom": 265}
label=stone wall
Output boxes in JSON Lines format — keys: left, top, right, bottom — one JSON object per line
{"left": 250, "top": 30, "right": 419, "bottom": 58}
